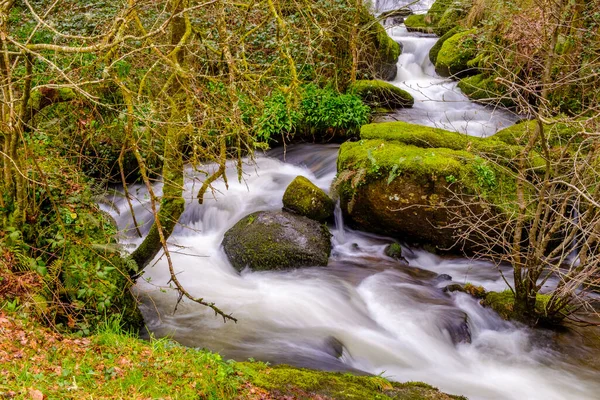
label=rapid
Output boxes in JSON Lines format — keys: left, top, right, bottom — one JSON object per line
{"left": 106, "top": 1, "right": 600, "bottom": 398}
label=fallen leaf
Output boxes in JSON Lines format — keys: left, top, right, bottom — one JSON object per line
{"left": 28, "top": 388, "right": 44, "bottom": 400}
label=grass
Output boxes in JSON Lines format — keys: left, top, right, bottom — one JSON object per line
{"left": 0, "top": 312, "right": 463, "bottom": 399}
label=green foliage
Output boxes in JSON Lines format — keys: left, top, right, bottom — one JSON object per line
{"left": 473, "top": 157, "right": 497, "bottom": 190}
{"left": 0, "top": 136, "right": 142, "bottom": 333}
{"left": 255, "top": 91, "right": 301, "bottom": 142}
{"left": 255, "top": 85, "right": 370, "bottom": 143}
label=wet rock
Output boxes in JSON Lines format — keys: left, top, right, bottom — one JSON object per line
{"left": 222, "top": 211, "right": 331, "bottom": 272}
{"left": 437, "top": 274, "right": 453, "bottom": 281}
{"left": 384, "top": 243, "right": 408, "bottom": 263}
{"left": 283, "top": 176, "right": 334, "bottom": 222}
{"left": 335, "top": 121, "right": 530, "bottom": 253}
{"left": 443, "top": 310, "right": 471, "bottom": 344}
{"left": 443, "top": 283, "right": 465, "bottom": 293}
{"left": 323, "top": 336, "right": 344, "bottom": 358}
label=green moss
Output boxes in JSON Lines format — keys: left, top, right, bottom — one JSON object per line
{"left": 359, "top": 121, "right": 529, "bottom": 164}
{"left": 457, "top": 74, "right": 514, "bottom": 107}
{"left": 435, "top": 29, "right": 479, "bottom": 78}
{"left": 427, "top": 0, "right": 455, "bottom": 24}
{"left": 359, "top": 10, "right": 401, "bottom": 80}
{"left": 283, "top": 176, "right": 334, "bottom": 222}
{"left": 238, "top": 363, "right": 465, "bottom": 399}
{"left": 349, "top": 80, "right": 414, "bottom": 108}
{"left": 483, "top": 290, "right": 562, "bottom": 323}
{"left": 492, "top": 120, "right": 579, "bottom": 148}
{"left": 336, "top": 122, "right": 543, "bottom": 216}
{"left": 385, "top": 242, "right": 404, "bottom": 260}
{"left": 436, "top": 6, "right": 464, "bottom": 35}
{"left": 463, "top": 283, "right": 487, "bottom": 298}
{"left": 222, "top": 211, "right": 331, "bottom": 271}
{"left": 430, "top": 26, "right": 463, "bottom": 65}
{"left": 404, "top": 14, "right": 435, "bottom": 33}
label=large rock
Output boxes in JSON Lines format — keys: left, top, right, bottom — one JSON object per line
{"left": 429, "top": 26, "right": 462, "bottom": 65}
{"left": 222, "top": 211, "right": 331, "bottom": 271}
{"left": 435, "top": 29, "right": 479, "bottom": 78}
{"left": 348, "top": 80, "right": 414, "bottom": 109}
{"left": 360, "top": 11, "right": 401, "bottom": 81}
{"left": 283, "top": 176, "right": 334, "bottom": 222}
{"left": 334, "top": 121, "right": 536, "bottom": 253}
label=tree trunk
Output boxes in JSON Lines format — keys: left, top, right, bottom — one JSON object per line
{"left": 131, "top": 0, "right": 189, "bottom": 269}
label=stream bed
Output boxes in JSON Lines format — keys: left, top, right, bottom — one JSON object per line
{"left": 107, "top": 2, "right": 600, "bottom": 399}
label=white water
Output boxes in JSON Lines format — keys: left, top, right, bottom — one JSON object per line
{"left": 108, "top": 144, "right": 600, "bottom": 400}
{"left": 107, "top": 5, "right": 600, "bottom": 399}
{"left": 380, "top": 24, "right": 519, "bottom": 137}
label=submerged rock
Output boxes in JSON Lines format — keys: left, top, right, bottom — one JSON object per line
{"left": 384, "top": 243, "right": 407, "bottom": 263}
{"left": 222, "top": 211, "right": 331, "bottom": 271}
{"left": 282, "top": 176, "right": 334, "bottom": 222}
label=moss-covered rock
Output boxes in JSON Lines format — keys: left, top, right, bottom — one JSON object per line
{"left": 433, "top": 0, "right": 468, "bottom": 35}
{"left": 334, "top": 121, "right": 532, "bottom": 252}
{"left": 435, "top": 29, "right": 479, "bottom": 78}
{"left": 405, "top": 0, "right": 467, "bottom": 35}
{"left": 283, "top": 176, "right": 334, "bottom": 222}
{"left": 369, "top": 20, "right": 402, "bottom": 81}
{"left": 239, "top": 362, "right": 466, "bottom": 400}
{"left": 404, "top": 14, "right": 435, "bottom": 33}
{"left": 385, "top": 242, "right": 403, "bottom": 259}
{"left": 348, "top": 80, "right": 414, "bottom": 109}
{"left": 481, "top": 290, "right": 562, "bottom": 325}
{"left": 429, "top": 26, "right": 463, "bottom": 65}
{"left": 491, "top": 120, "right": 578, "bottom": 147}
{"left": 457, "top": 74, "right": 514, "bottom": 107}
{"left": 222, "top": 211, "right": 331, "bottom": 271}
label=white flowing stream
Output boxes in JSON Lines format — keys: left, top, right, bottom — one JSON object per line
{"left": 107, "top": 1, "right": 600, "bottom": 398}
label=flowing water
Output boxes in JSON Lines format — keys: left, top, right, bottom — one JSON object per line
{"left": 107, "top": 2, "right": 600, "bottom": 398}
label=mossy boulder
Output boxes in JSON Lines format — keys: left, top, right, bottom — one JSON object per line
{"left": 481, "top": 290, "right": 563, "bottom": 325}
{"left": 222, "top": 211, "right": 331, "bottom": 271}
{"left": 429, "top": 26, "right": 463, "bottom": 65}
{"left": 282, "top": 176, "right": 334, "bottom": 222}
{"left": 334, "top": 121, "right": 532, "bottom": 252}
{"left": 406, "top": 0, "right": 467, "bottom": 35}
{"left": 491, "top": 120, "right": 578, "bottom": 147}
{"left": 435, "top": 29, "right": 479, "bottom": 78}
{"left": 357, "top": 10, "right": 401, "bottom": 81}
{"left": 348, "top": 80, "right": 414, "bottom": 109}
{"left": 404, "top": 14, "right": 434, "bottom": 33}
{"left": 457, "top": 74, "right": 515, "bottom": 107}
{"left": 433, "top": 1, "right": 468, "bottom": 35}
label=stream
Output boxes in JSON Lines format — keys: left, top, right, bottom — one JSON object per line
{"left": 107, "top": 1, "right": 600, "bottom": 399}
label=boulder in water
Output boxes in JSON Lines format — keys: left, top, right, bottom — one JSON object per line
{"left": 334, "top": 121, "right": 534, "bottom": 253}
{"left": 282, "top": 176, "right": 334, "bottom": 222}
{"left": 222, "top": 211, "right": 331, "bottom": 272}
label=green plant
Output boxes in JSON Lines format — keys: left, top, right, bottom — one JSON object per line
{"left": 473, "top": 157, "right": 497, "bottom": 190}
